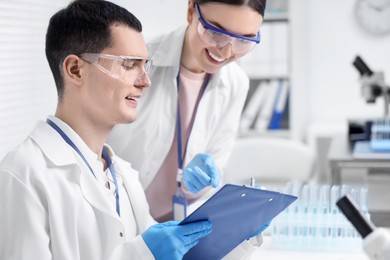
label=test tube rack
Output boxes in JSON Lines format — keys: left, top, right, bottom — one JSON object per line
{"left": 269, "top": 183, "right": 369, "bottom": 252}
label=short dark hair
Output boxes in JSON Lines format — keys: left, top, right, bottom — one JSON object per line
{"left": 195, "top": 0, "right": 267, "bottom": 17}
{"left": 45, "top": 0, "right": 142, "bottom": 98}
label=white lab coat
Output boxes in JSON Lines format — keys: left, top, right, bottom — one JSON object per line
{"left": 0, "top": 121, "right": 155, "bottom": 260}
{"left": 0, "top": 121, "right": 260, "bottom": 259}
{"left": 108, "top": 25, "right": 249, "bottom": 190}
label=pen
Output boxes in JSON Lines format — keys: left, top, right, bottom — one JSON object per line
{"left": 250, "top": 178, "right": 255, "bottom": 187}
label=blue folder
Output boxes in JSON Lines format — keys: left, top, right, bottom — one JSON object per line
{"left": 180, "top": 184, "right": 297, "bottom": 259}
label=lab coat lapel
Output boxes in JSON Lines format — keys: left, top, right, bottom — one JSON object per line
{"left": 119, "top": 165, "right": 154, "bottom": 233}
{"left": 79, "top": 170, "right": 121, "bottom": 221}
{"left": 149, "top": 25, "right": 185, "bottom": 67}
{"left": 31, "top": 121, "right": 121, "bottom": 221}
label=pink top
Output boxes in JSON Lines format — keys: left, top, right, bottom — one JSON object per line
{"left": 145, "top": 65, "right": 206, "bottom": 220}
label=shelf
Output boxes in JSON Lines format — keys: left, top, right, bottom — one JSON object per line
{"left": 264, "top": 12, "right": 288, "bottom": 22}
{"left": 237, "top": 129, "right": 291, "bottom": 139}
{"left": 239, "top": 19, "right": 289, "bottom": 80}
{"left": 248, "top": 76, "right": 289, "bottom": 81}
{"left": 264, "top": 0, "right": 288, "bottom": 22}
{"left": 238, "top": 0, "right": 290, "bottom": 137}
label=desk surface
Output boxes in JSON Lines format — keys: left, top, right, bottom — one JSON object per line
{"left": 250, "top": 236, "right": 369, "bottom": 260}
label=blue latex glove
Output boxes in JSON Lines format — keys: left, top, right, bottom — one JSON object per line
{"left": 182, "top": 153, "right": 220, "bottom": 194}
{"left": 142, "top": 220, "right": 212, "bottom": 260}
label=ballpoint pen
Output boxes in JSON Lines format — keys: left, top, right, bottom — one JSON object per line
{"left": 250, "top": 177, "right": 256, "bottom": 187}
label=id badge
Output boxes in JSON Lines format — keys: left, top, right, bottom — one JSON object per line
{"left": 173, "top": 193, "right": 188, "bottom": 221}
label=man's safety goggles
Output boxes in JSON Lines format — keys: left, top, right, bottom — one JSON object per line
{"left": 195, "top": 3, "right": 260, "bottom": 54}
{"left": 80, "top": 53, "right": 151, "bottom": 85}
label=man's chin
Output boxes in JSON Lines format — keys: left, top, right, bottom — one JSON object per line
{"left": 120, "top": 115, "right": 137, "bottom": 125}
{"left": 127, "top": 116, "right": 136, "bottom": 124}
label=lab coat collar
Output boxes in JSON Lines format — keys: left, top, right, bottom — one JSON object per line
{"left": 47, "top": 115, "right": 101, "bottom": 165}
{"left": 149, "top": 25, "right": 187, "bottom": 68}
{"left": 30, "top": 120, "right": 80, "bottom": 167}
{"left": 30, "top": 120, "right": 121, "bottom": 221}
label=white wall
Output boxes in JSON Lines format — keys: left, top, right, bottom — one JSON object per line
{"left": 3, "top": 0, "right": 389, "bottom": 159}
{"left": 0, "top": 1, "right": 67, "bottom": 159}
{"left": 0, "top": 0, "right": 186, "bottom": 159}
{"left": 117, "top": 0, "right": 187, "bottom": 40}
{"left": 290, "top": 0, "right": 390, "bottom": 141}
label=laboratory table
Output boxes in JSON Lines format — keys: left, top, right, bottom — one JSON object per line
{"left": 328, "top": 135, "right": 390, "bottom": 185}
{"left": 327, "top": 135, "right": 390, "bottom": 227}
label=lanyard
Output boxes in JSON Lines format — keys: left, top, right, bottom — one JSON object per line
{"left": 46, "top": 119, "right": 121, "bottom": 216}
{"left": 173, "top": 71, "right": 210, "bottom": 221}
{"left": 176, "top": 72, "right": 211, "bottom": 173}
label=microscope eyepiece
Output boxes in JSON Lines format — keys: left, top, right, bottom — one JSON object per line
{"left": 353, "top": 56, "right": 374, "bottom": 77}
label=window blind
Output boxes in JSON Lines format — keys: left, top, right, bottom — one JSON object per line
{"left": 0, "top": 1, "right": 68, "bottom": 159}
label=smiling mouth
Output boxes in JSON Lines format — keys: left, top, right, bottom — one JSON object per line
{"left": 207, "top": 49, "right": 226, "bottom": 63}
{"left": 125, "top": 96, "right": 135, "bottom": 101}
{"left": 125, "top": 95, "right": 139, "bottom": 103}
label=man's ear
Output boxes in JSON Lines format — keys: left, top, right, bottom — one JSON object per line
{"left": 63, "top": 55, "right": 84, "bottom": 86}
{"left": 187, "top": 0, "right": 195, "bottom": 24}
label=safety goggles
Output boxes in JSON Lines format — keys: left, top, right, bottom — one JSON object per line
{"left": 79, "top": 53, "right": 151, "bottom": 85}
{"left": 195, "top": 3, "right": 260, "bottom": 54}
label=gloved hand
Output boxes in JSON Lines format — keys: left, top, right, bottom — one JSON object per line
{"left": 142, "top": 220, "right": 212, "bottom": 260}
{"left": 183, "top": 153, "right": 220, "bottom": 194}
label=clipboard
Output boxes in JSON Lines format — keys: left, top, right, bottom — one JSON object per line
{"left": 180, "top": 184, "right": 297, "bottom": 259}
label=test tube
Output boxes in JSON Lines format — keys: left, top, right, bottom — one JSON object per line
{"left": 309, "top": 185, "right": 319, "bottom": 239}
{"left": 319, "top": 185, "right": 330, "bottom": 238}
{"left": 330, "top": 185, "right": 340, "bottom": 239}
{"left": 300, "top": 185, "right": 310, "bottom": 238}
{"left": 359, "top": 187, "right": 369, "bottom": 216}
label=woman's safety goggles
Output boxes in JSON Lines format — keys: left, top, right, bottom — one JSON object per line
{"left": 195, "top": 3, "right": 260, "bottom": 54}
{"left": 80, "top": 53, "right": 151, "bottom": 85}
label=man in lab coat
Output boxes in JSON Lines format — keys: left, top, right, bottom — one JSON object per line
{"left": 0, "top": 1, "right": 211, "bottom": 259}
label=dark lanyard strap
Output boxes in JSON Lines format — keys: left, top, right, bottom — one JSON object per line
{"left": 176, "top": 72, "right": 211, "bottom": 172}
{"left": 46, "top": 119, "right": 120, "bottom": 216}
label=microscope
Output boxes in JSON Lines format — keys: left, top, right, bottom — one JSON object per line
{"left": 352, "top": 55, "right": 390, "bottom": 115}
{"left": 337, "top": 195, "right": 390, "bottom": 260}
{"left": 349, "top": 56, "right": 390, "bottom": 144}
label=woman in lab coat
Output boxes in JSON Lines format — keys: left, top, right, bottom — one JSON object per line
{"left": 108, "top": 0, "right": 267, "bottom": 221}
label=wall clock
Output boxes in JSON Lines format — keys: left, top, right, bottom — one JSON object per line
{"left": 354, "top": 0, "right": 390, "bottom": 35}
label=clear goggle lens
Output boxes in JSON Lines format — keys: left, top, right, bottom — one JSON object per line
{"left": 80, "top": 53, "right": 151, "bottom": 85}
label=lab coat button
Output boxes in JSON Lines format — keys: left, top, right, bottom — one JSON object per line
{"left": 119, "top": 232, "right": 123, "bottom": 237}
